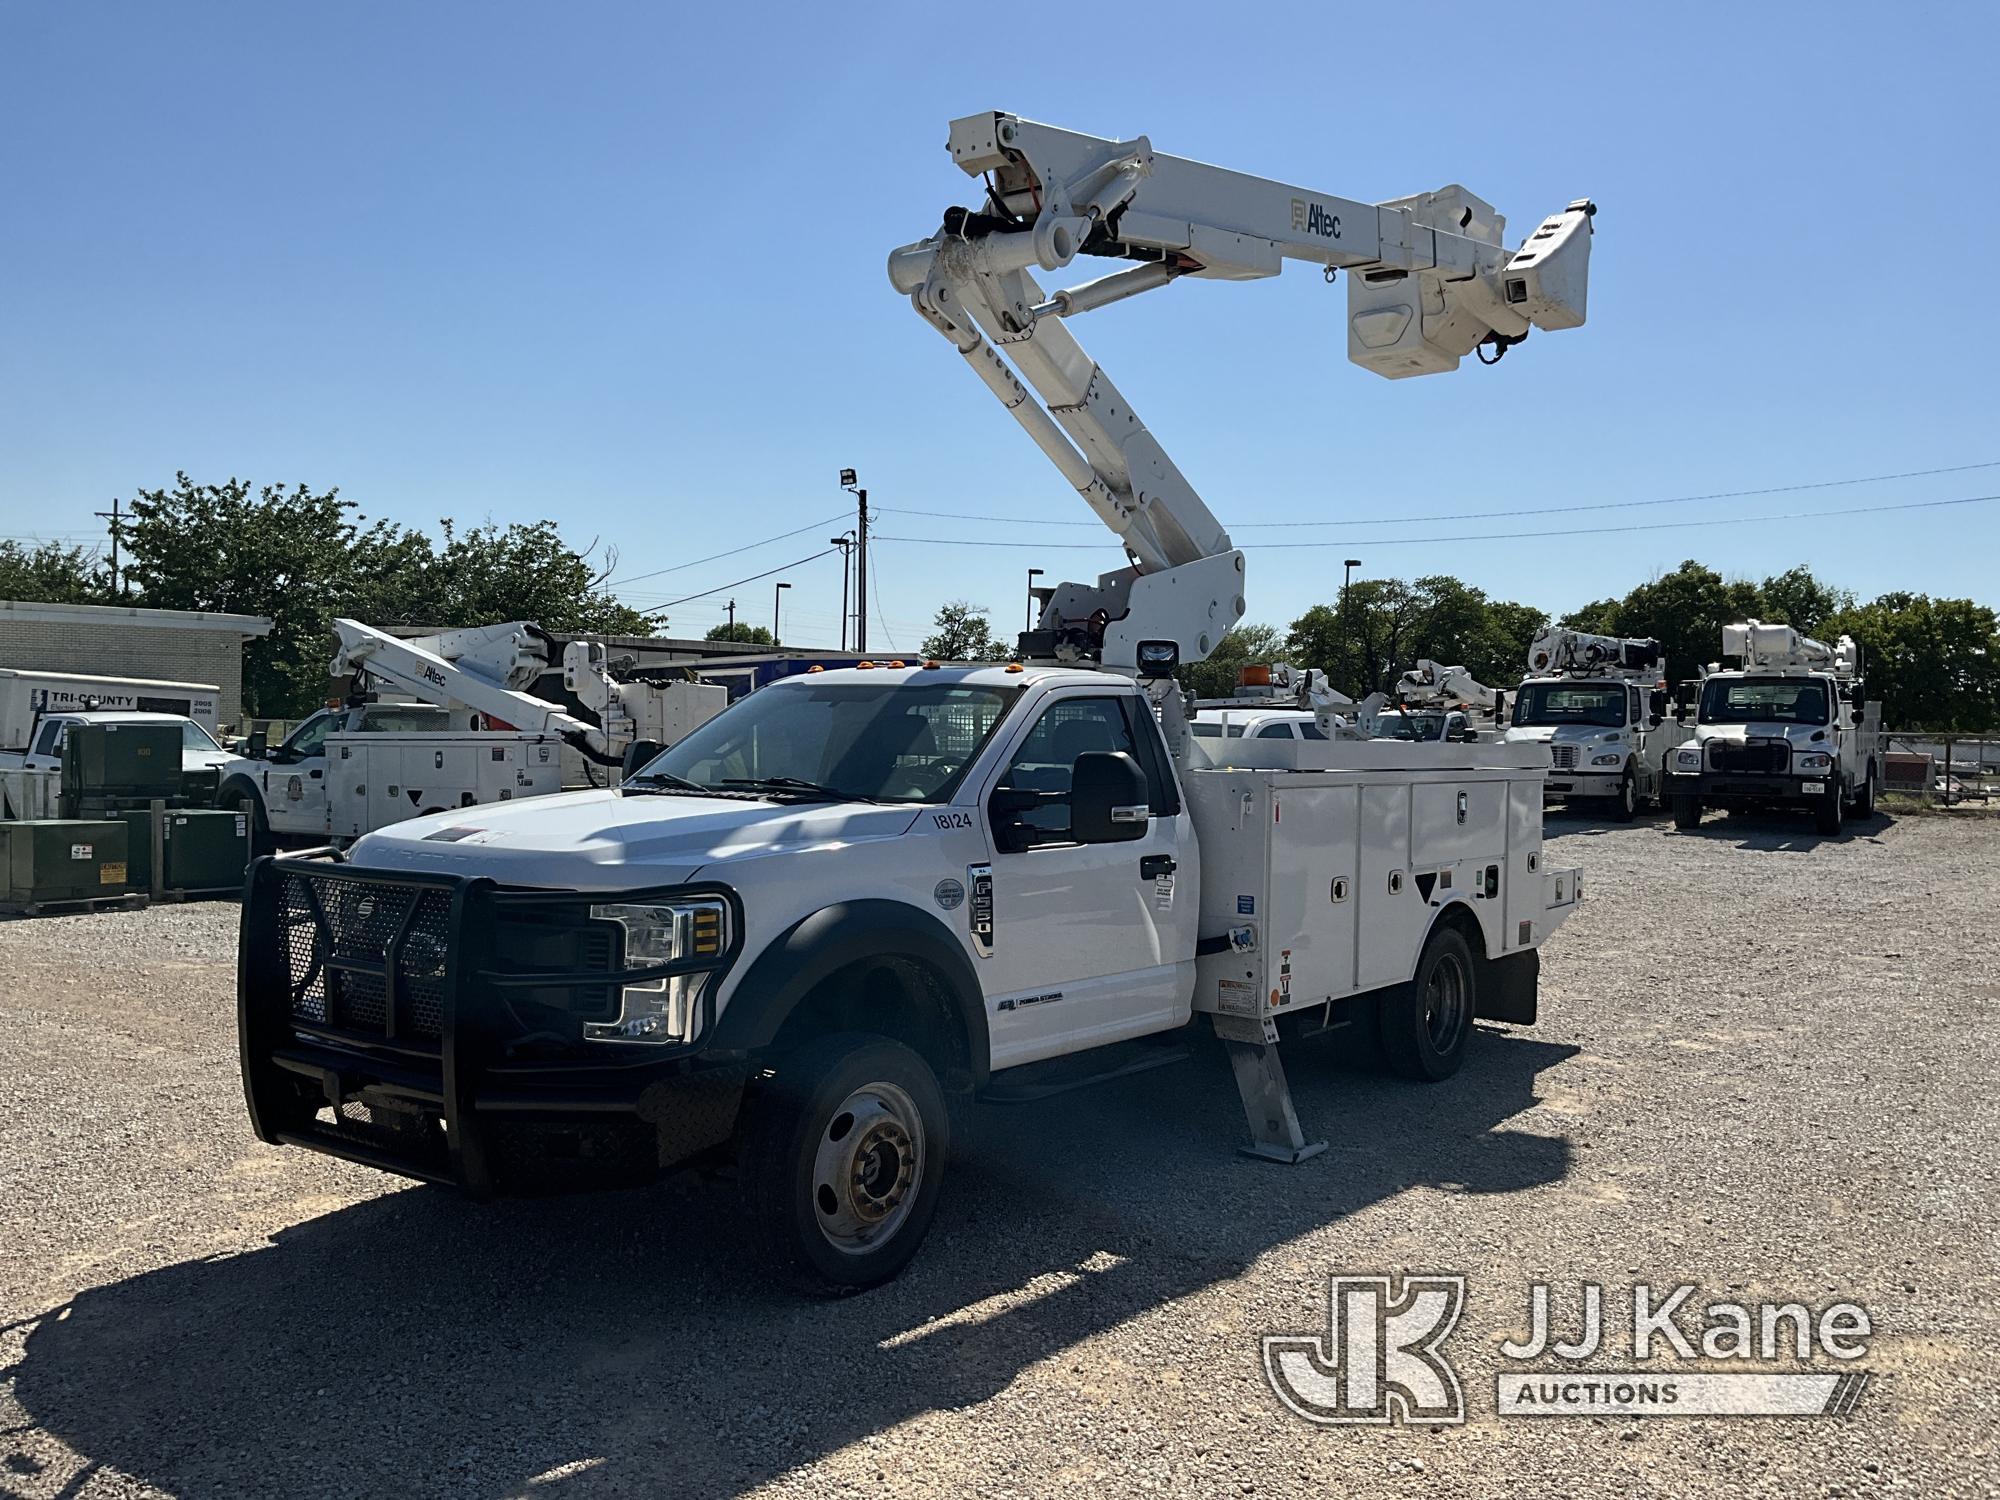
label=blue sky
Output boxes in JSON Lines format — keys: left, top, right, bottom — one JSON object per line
{"left": 4, "top": 3, "right": 1996, "bottom": 650}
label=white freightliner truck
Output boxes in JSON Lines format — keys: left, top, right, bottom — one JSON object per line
{"left": 1664, "top": 620, "right": 1882, "bottom": 835}
{"left": 239, "top": 111, "right": 1596, "bottom": 1290}
{"left": 216, "top": 619, "right": 724, "bottom": 846}
{"left": 1505, "top": 628, "right": 1685, "bottom": 820}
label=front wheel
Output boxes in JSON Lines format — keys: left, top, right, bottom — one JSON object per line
{"left": 737, "top": 1032, "right": 949, "bottom": 1294}
{"left": 1672, "top": 794, "right": 1703, "bottom": 830}
{"left": 1813, "top": 782, "right": 1844, "bottom": 835}
{"left": 1852, "top": 765, "right": 1878, "bottom": 820}
{"left": 1379, "top": 926, "right": 1477, "bottom": 1082}
{"left": 216, "top": 783, "right": 273, "bottom": 858}
{"left": 1609, "top": 768, "right": 1637, "bottom": 822}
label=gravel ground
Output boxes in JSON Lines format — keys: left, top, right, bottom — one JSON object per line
{"left": 2, "top": 810, "right": 1996, "bottom": 1498}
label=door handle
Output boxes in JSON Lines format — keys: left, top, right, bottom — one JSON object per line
{"left": 1140, "top": 854, "right": 1177, "bottom": 879}
{"left": 310, "top": 769, "right": 323, "bottom": 779}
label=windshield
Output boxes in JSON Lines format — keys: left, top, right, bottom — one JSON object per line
{"left": 1512, "top": 681, "right": 1626, "bottom": 728}
{"left": 641, "top": 681, "right": 1020, "bottom": 803}
{"left": 180, "top": 721, "right": 222, "bottom": 752}
{"left": 1699, "top": 676, "right": 1830, "bottom": 725}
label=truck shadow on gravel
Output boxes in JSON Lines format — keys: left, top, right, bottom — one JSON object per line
{"left": 10, "top": 1030, "right": 1575, "bottom": 1498}
{"left": 1661, "top": 809, "right": 1896, "bottom": 851}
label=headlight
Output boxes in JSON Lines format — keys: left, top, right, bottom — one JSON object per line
{"left": 1674, "top": 746, "right": 1702, "bottom": 769}
{"left": 1794, "top": 752, "right": 1833, "bottom": 772}
{"left": 586, "top": 898, "right": 729, "bottom": 1044}
{"left": 1591, "top": 753, "right": 1624, "bottom": 766}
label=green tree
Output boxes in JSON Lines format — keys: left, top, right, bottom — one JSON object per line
{"left": 1286, "top": 577, "right": 1544, "bottom": 698}
{"left": 705, "top": 622, "right": 775, "bottom": 645}
{"left": 1824, "top": 592, "right": 2000, "bottom": 732}
{"left": 1180, "top": 622, "right": 1286, "bottom": 700}
{"left": 1759, "top": 565, "right": 1853, "bottom": 637}
{"left": 919, "top": 601, "right": 1009, "bottom": 662}
{"left": 0, "top": 539, "right": 108, "bottom": 604}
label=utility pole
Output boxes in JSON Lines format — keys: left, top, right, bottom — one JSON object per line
{"left": 1342, "top": 559, "right": 1362, "bottom": 696}
{"left": 1026, "top": 567, "right": 1045, "bottom": 633}
{"left": 726, "top": 598, "right": 736, "bottom": 635}
{"left": 773, "top": 581, "right": 790, "bottom": 646}
{"left": 93, "top": 496, "right": 124, "bottom": 596}
{"left": 828, "top": 534, "right": 854, "bottom": 651}
{"left": 840, "top": 469, "right": 868, "bottom": 654}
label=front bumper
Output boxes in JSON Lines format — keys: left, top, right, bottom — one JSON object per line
{"left": 1545, "top": 768, "right": 1623, "bottom": 797}
{"left": 237, "top": 857, "right": 747, "bottom": 1195}
{"left": 1664, "top": 770, "right": 1835, "bottom": 803}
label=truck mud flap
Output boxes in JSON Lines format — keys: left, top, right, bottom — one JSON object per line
{"left": 1475, "top": 949, "right": 1539, "bottom": 1026}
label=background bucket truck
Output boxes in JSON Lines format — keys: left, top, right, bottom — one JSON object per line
{"left": 1505, "top": 628, "right": 1686, "bottom": 820}
{"left": 239, "top": 110, "right": 1595, "bottom": 1291}
{"left": 1665, "top": 620, "right": 1882, "bottom": 834}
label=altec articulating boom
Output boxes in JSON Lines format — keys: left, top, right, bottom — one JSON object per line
{"left": 237, "top": 114, "right": 1597, "bottom": 1291}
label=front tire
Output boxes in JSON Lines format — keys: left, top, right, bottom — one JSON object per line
{"left": 1852, "top": 764, "right": 1878, "bottom": 820}
{"left": 1813, "top": 781, "right": 1845, "bottom": 835}
{"left": 216, "top": 782, "right": 274, "bottom": 858}
{"left": 1609, "top": 768, "right": 1637, "bottom": 822}
{"left": 737, "top": 1032, "right": 949, "bottom": 1294}
{"left": 1672, "top": 794, "right": 1703, "bottom": 829}
{"left": 1379, "top": 926, "right": 1477, "bottom": 1082}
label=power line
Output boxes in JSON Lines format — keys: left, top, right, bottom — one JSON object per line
{"left": 873, "top": 459, "right": 2000, "bottom": 531}
{"left": 640, "top": 548, "right": 839, "bottom": 610}
{"left": 602, "top": 513, "right": 849, "bottom": 587}
{"left": 872, "top": 490, "right": 2000, "bottom": 551}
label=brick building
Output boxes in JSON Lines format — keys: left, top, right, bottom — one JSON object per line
{"left": 0, "top": 599, "right": 273, "bottom": 728}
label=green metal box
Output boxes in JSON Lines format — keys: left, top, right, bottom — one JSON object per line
{"left": 0, "top": 820, "right": 130, "bottom": 907}
{"left": 116, "top": 808, "right": 250, "bottom": 895}
{"left": 60, "top": 723, "right": 182, "bottom": 800}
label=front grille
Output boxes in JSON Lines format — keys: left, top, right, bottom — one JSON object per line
{"left": 1550, "top": 744, "right": 1578, "bottom": 770}
{"left": 278, "top": 869, "right": 454, "bottom": 1048}
{"left": 1709, "top": 740, "right": 1788, "bottom": 775}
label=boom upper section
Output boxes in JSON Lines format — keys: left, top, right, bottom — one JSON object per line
{"left": 889, "top": 111, "right": 1595, "bottom": 674}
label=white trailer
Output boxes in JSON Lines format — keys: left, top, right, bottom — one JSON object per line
{"left": 0, "top": 669, "right": 220, "bottom": 748}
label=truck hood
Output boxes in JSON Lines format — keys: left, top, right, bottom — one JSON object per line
{"left": 344, "top": 788, "right": 925, "bottom": 891}
{"left": 1504, "top": 725, "right": 1626, "bottom": 746}
{"left": 1693, "top": 722, "right": 1824, "bottom": 746}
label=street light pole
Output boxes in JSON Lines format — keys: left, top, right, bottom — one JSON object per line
{"left": 840, "top": 469, "right": 868, "bottom": 653}
{"left": 1026, "top": 567, "right": 1045, "bottom": 633}
{"left": 773, "top": 581, "right": 791, "bottom": 646}
{"left": 1342, "top": 559, "right": 1363, "bottom": 693}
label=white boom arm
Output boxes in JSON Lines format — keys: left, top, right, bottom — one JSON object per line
{"left": 1394, "top": 660, "right": 1498, "bottom": 710}
{"left": 331, "top": 618, "right": 610, "bottom": 753}
{"left": 890, "top": 111, "right": 1595, "bottom": 677}
{"left": 1722, "top": 620, "right": 1860, "bottom": 679}
{"left": 1526, "top": 627, "right": 1663, "bottom": 678}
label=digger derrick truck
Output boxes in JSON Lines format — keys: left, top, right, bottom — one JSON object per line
{"left": 238, "top": 111, "right": 1595, "bottom": 1291}
{"left": 1505, "top": 628, "right": 1685, "bottom": 820}
{"left": 1665, "top": 620, "right": 1882, "bottom": 835}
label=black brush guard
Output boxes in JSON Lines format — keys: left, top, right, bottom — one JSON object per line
{"left": 238, "top": 857, "right": 742, "bottom": 1195}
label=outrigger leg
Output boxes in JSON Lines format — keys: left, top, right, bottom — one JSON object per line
{"left": 1214, "top": 1014, "right": 1326, "bottom": 1164}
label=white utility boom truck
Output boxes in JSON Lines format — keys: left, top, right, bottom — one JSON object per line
{"left": 1664, "top": 620, "right": 1882, "bottom": 834}
{"left": 1506, "top": 628, "right": 1683, "bottom": 820}
{"left": 216, "top": 620, "right": 723, "bottom": 844}
{"left": 1370, "top": 661, "right": 1501, "bottom": 743}
{"left": 239, "top": 113, "right": 1595, "bottom": 1292}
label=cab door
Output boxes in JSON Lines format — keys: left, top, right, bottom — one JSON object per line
{"left": 976, "top": 691, "right": 1197, "bottom": 1069}
{"left": 261, "top": 711, "right": 333, "bottom": 836}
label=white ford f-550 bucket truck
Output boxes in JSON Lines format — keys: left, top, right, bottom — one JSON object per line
{"left": 1505, "top": 628, "right": 1686, "bottom": 820}
{"left": 1665, "top": 620, "right": 1882, "bottom": 835}
{"left": 240, "top": 110, "right": 1595, "bottom": 1290}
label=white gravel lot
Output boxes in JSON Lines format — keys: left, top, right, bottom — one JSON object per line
{"left": 1, "top": 809, "right": 1996, "bottom": 1498}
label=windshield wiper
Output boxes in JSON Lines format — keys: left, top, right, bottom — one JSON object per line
{"left": 625, "top": 770, "right": 731, "bottom": 796}
{"left": 718, "top": 776, "right": 880, "bottom": 803}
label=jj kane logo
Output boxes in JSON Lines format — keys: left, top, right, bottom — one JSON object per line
{"left": 1264, "top": 1275, "right": 1875, "bottom": 1425}
{"left": 1290, "top": 198, "right": 1342, "bottom": 240}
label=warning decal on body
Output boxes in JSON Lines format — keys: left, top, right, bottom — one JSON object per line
{"left": 1216, "top": 979, "right": 1260, "bottom": 1018}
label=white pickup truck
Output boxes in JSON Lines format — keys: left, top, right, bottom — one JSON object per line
{"left": 240, "top": 663, "right": 1579, "bottom": 1290}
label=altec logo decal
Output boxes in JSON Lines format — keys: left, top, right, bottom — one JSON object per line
{"left": 1291, "top": 198, "right": 1342, "bottom": 239}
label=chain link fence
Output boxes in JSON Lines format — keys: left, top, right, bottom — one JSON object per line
{"left": 1882, "top": 733, "right": 2000, "bottom": 807}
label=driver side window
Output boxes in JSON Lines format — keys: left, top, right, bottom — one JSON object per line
{"left": 998, "top": 697, "right": 1136, "bottom": 840}
{"left": 32, "top": 720, "right": 65, "bottom": 758}
{"left": 284, "top": 713, "right": 332, "bottom": 760}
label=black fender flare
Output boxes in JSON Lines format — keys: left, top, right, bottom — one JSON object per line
{"left": 708, "top": 899, "right": 990, "bottom": 1088}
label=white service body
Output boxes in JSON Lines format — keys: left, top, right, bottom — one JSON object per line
{"left": 326, "top": 729, "right": 566, "bottom": 840}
